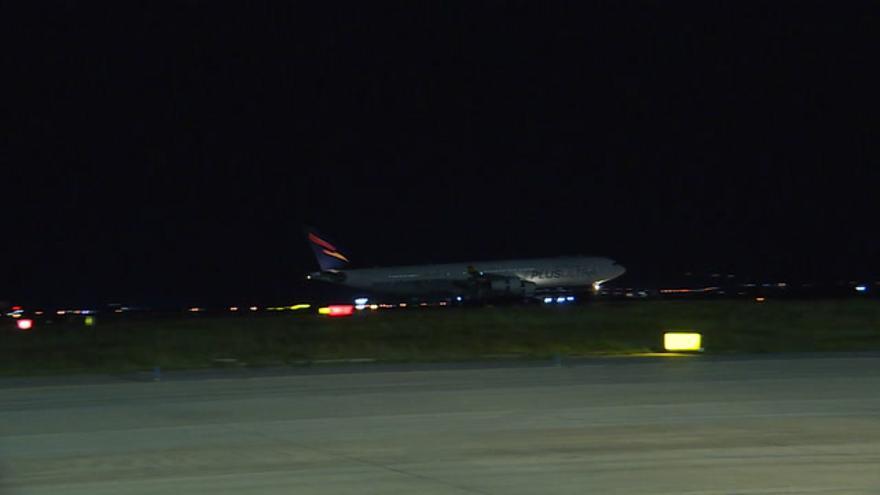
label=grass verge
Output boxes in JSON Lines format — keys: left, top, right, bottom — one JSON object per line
{"left": 2, "top": 299, "right": 879, "bottom": 376}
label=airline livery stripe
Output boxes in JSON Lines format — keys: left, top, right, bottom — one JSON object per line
{"left": 309, "top": 233, "right": 337, "bottom": 251}
{"left": 323, "top": 249, "right": 349, "bottom": 262}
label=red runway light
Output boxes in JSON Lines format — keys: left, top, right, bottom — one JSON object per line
{"left": 327, "top": 305, "right": 354, "bottom": 317}
{"left": 17, "top": 319, "right": 33, "bottom": 330}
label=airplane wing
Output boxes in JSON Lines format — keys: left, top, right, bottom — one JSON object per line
{"left": 460, "top": 266, "right": 537, "bottom": 298}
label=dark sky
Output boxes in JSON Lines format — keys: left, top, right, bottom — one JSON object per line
{"left": 3, "top": 2, "right": 878, "bottom": 306}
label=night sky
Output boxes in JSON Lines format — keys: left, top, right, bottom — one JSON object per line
{"left": 4, "top": 2, "right": 879, "bottom": 307}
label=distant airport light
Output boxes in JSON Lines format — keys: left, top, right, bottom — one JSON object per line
{"left": 188, "top": 307, "right": 201, "bottom": 312}
{"left": 34, "top": 310, "right": 44, "bottom": 316}
{"left": 229, "top": 306, "right": 239, "bottom": 311}
{"left": 455, "top": 296, "right": 463, "bottom": 302}
{"left": 291, "top": 304, "right": 311, "bottom": 310}
{"left": 354, "top": 297, "right": 369, "bottom": 305}
{"left": 327, "top": 305, "right": 355, "bottom": 317}
{"left": 556, "top": 296, "right": 566, "bottom": 303}
{"left": 249, "top": 306, "right": 259, "bottom": 311}
{"left": 566, "top": 296, "right": 575, "bottom": 302}
{"left": 543, "top": 297, "right": 553, "bottom": 304}
{"left": 419, "top": 302, "right": 428, "bottom": 307}
{"left": 755, "top": 297, "right": 766, "bottom": 303}
{"left": 399, "top": 303, "right": 407, "bottom": 308}
{"left": 663, "top": 332, "right": 703, "bottom": 352}
{"left": 84, "top": 316, "right": 95, "bottom": 327}
{"left": 318, "top": 307, "right": 331, "bottom": 315}
{"left": 855, "top": 285, "right": 868, "bottom": 293}
{"left": 355, "top": 304, "right": 366, "bottom": 310}
{"left": 438, "top": 301, "right": 448, "bottom": 306}
{"left": 11, "top": 306, "right": 22, "bottom": 311}
{"left": 369, "top": 304, "right": 378, "bottom": 310}
{"left": 56, "top": 310, "right": 66, "bottom": 315}
{"left": 16, "top": 319, "right": 34, "bottom": 330}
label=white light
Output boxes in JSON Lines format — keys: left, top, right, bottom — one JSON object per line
{"left": 556, "top": 297, "right": 566, "bottom": 303}
{"left": 566, "top": 296, "right": 575, "bottom": 301}
{"left": 355, "top": 304, "right": 366, "bottom": 310}
{"left": 354, "top": 297, "right": 369, "bottom": 305}
{"left": 455, "top": 296, "right": 463, "bottom": 302}
{"left": 855, "top": 285, "right": 868, "bottom": 292}
{"left": 543, "top": 297, "right": 553, "bottom": 303}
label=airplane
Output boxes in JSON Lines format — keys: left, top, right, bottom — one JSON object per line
{"left": 304, "top": 227, "right": 626, "bottom": 300}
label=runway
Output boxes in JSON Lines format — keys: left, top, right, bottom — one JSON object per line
{"left": 2, "top": 355, "right": 880, "bottom": 494}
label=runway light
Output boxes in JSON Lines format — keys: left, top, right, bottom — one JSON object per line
{"left": 17, "top": 319, "right": 33, "bottom": 330}
{"left": 318, "top": 307, "right": 331, "bottom": 315}
{"left": 291, "top": 304, "right": 311, "bottom": 310}
{"left": 84, "top": 316, "right": 95, "bottom": 326}
{"left": 399, "top": 303, "right": 407, "bottom": 308}
{"left": 566, "top": 296, "right": 575, "bottom": 302}
{"left": 369, "top": 304, "right": 378, "bottom": 310}
{"left": 56, "top": 310, "right": 66, "bottom": 315}
{"left": 455, "top": 296, "right": 463, "bottom": 302}
{"left": 35, "top": 310, "right": 44, "bottom": 316}
{"left": 663, "top": 332, "right": 703, "bottom": 352}
{"left": 249, "top": 306, "right": 259, "bottom": 311}
{"left": 354, "top": 297, "right": 369, "bottom": 305}
{"left": 188, "top": 307, "right": 201, "bottom": 312}
{"left": 229, "top": 306, "right": 239, "bottom": 312}
{"left": 556, "top": 296, "right": 566, "bottom": 303}
{"left": 755, "top": 297, "right": 766, "bottom": 303}
{"left": 355, "top": 304, "right": 366, "bottom": 310}
{"left": 327, "top": 305, "right": 354, "bottom": 317}
{"left": 543, "top": 297, "right": 553, "bottom": 304}
{"left": 855, "top": 285, "right": 867, "bottom": 293}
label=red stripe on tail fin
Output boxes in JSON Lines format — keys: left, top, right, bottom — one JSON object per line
{"left": 308, "top": 232, "right": 337, "bottom": 251}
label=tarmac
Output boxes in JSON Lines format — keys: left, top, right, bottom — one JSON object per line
{"left": 2, "top": 354, "right": 880, "bottom": 494}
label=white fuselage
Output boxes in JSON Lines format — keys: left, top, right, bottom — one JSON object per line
{"left": 317, "top": 256, "right": 625, "bottom": 296}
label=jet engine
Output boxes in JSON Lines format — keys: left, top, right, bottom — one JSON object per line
{"left": 488, "top": 277, "right": 536, "bottom": 297}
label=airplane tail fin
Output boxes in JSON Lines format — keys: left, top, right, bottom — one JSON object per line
{"left": 304, "top": 226, "right": 350, "bottom": 271}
